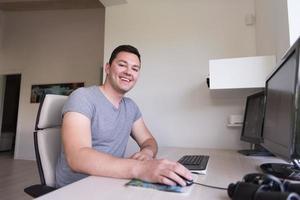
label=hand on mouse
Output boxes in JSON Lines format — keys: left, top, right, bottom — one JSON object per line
{"left": 132, "top": 159, "right": 193, "bottom": 187}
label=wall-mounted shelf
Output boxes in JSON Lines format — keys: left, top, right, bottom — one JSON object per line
{"left": 209, "top": 55, "right": 276, "bottom": 89}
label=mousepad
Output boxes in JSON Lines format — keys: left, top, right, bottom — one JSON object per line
{"left": 125, "top": 174, "right": 198, "bottom": 193}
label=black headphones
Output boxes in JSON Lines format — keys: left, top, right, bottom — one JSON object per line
{"left": 228, "top": 173, "right": 300, "bottom": 200}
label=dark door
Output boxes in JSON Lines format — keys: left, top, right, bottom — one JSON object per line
{"left": 1, "top": 74, "right": 21, "bottom": 152}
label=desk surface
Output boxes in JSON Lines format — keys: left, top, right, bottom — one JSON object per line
{"left": 35, "top": 147, "right": 285, "bottom": 200}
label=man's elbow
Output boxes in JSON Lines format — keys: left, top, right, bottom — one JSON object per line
{"left": 65, "top": 152, "right": 83, "bottom": 173}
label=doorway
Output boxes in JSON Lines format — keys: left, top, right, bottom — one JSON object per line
{"left": 0, "top": 74, "right": 21, "bottom": 154}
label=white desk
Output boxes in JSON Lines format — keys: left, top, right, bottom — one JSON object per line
{"left": 35, "top": 147, "right": 285, "bottom": 200}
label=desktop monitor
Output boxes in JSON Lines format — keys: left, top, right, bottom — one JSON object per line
{"left": 238, "top": 91, "right": 272, "bottom": 156}
{"left": 260, "top": 36, "right": 300, "bottom": 180}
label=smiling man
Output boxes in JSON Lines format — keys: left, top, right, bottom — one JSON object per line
{"left": 55, "top": 45, "right": 192, "bottom": 188}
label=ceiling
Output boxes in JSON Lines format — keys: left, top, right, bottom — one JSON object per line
{"left": 0, "top": 0, "right": 104, "bottom": 11}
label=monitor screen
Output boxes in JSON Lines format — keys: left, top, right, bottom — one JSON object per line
{"left": 240, "top": 91, "right": 265, "bottom": 145}
{"left": 260, "top": 36, "right": 300, "bottom": 180}
{"left": 262, "top": 50, "right": 298, "bottom": 161}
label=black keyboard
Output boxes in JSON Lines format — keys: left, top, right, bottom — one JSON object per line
{"left": 178, "top": 155, "right": 209, "bottom": 171}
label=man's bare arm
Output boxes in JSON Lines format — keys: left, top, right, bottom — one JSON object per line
{"left": 130, "top": 118, "right": 158, "bottom": 160}
{"left": 62, "top": 112, "right": 141, "bottom": 179}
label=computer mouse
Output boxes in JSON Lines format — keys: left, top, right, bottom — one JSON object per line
{"left": 185, "top": 179, "right": 194, "bottom": 186}
{"left": 177, "top": 174, "right": 194, "bottom": 186}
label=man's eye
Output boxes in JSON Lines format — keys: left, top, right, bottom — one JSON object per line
{"left": 132, "top": 67, "right": 140, "bottom": 72}
{"left": 118, "top": 63, "right": 126, "bottom": 67}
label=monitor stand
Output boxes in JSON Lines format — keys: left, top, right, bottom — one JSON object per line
{"left": 260, "top": 162, "right": 300, "bottom": 181}
{"left": 238, "top": 144, "right": 273, "bottom": 156}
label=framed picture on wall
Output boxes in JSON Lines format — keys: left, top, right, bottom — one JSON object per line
{"left": 30, "top": 82, "right": 84, "bottom": 103}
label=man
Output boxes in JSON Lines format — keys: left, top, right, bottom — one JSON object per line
{"left": 56, "top": 45, "right": 192, "bottom": 188}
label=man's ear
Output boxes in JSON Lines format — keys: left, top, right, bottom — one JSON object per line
{"left": 104, "top": 63, "right": 110, "bottom": 74}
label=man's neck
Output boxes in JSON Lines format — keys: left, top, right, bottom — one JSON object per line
{"left": 99, "top": 84, "right": 124, "bottom": 108}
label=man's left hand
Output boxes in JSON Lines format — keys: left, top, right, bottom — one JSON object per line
{"left": 130, "top": 149, "right": 154, "bottom": 161}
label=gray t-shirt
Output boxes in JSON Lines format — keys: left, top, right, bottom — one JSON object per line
{"left": 55, "top": 86, "right": 142, "bottom": 187}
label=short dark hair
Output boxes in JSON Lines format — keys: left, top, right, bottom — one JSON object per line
{"left": 109, "top": 45, "right": 141, "bottom": 65}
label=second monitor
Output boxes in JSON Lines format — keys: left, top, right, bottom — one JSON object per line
{"left": 238, "top": 91, "right": 272, "bottom": 156}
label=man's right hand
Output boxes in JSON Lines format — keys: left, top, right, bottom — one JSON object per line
{"left": 132, "top": 159, "right": 192, "bottom": 187}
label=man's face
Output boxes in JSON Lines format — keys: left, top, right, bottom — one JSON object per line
{"left": 105, "top": 51, "right": 141, "bottom": 94}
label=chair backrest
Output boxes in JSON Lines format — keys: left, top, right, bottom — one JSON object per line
{"left": 34, "top": 94, "right": 68, "bottom": 187}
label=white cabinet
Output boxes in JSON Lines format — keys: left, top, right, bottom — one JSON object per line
{"left": 209, "top": 55, "right": 276, "bottom": 89}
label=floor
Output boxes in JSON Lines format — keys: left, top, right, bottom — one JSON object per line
{"left": 0, "top": 152, "right": 39, "bottom": 200}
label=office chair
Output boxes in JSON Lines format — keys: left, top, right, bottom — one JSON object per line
{"left": 24, "top": 94, "right": 68, "bottom": 198}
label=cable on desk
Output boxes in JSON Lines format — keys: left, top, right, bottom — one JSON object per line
{"left": 193, "top": 182, "right": 227, "bottom": 190}
{"left": 191, "top": 172, "right": 227, "bottom": 190}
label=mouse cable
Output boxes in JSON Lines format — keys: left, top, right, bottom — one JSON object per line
{"left": 193, "top": 182, "right": 227, "bottom": 190}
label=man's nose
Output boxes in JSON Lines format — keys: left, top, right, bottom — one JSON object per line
{"left": 124, "top": 67, "right": 133, "bottom": 75}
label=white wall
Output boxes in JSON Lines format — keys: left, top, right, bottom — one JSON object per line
{"left": 255, "top": 0, "right": 290, "bottom": 60}
{"left": 104, "top": 0, "right": 258, "bottom": 154}
{"left": 287, "top": 0, "right": 300, "bottom": 45}
{"left": 1, "top": 8, "right": 105, "bottom": 160}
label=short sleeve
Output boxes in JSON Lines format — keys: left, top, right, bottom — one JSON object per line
{"left": 134, "top": 105, "right": 142, "bottom": 122}
{"left": 62, "top": 88, "right": 94, "bottom": 120}
{"left": 124, "top": 97, "right": 142, "bottom": 123}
